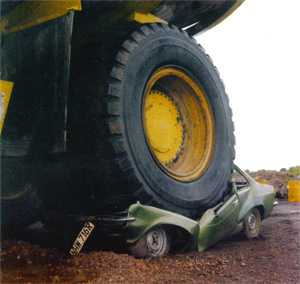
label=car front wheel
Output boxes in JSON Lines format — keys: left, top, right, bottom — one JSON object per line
{"left": 129, "top": 226, "right": 170, "bottom": 258}
{"left": 243, "top": 208, "right": 262, "bottom": 239}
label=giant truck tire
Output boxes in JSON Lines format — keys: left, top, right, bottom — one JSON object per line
{"left": 1, "top": 158, "right": 40, "bottom": 230}
{"left": 1, "top": 189, "right": 39, "bottom": 231}
{"left": 1, "top": 165, "right": 41, "bottom": 232}
{"left": 68, "top": 23, "right": 235, "bottom": 218}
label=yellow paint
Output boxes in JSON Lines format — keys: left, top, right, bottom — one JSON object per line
{"left": 129, "top": 12, "right": 167, "bottom": 24}
{"left": 0, "top": 80, "right": 14, "bottom": 135}
{"left": 0, "top": 0, "right": 82, "bottom": 33}
{"left": 144, "top": 91, "right": 183, "bottom": 164}
{"left": 143, "top": 67, "right": 215, "bottom": 182}
{"left": 288, "top": 180, "right": 300, "bottom": 202}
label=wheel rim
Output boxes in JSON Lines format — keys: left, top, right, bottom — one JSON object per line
{"left": 247, "top": 213, "right": 257, "bottom": 231}
{"left": 146, "top": 229, "right": 167, "bottom": 256}
{"left": 143, "top": 67, "right": 215, "bottom": 182}
{"left": 1, "top": 183, "right": 30, "bottom": 200}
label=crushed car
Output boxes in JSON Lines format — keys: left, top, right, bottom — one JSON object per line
{"left": 127, "top": 166, "right": 276, "bottom": 258}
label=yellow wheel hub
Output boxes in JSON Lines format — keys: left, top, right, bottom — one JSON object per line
{"left": 144, "top": 91, "right": 184, "bottom": 164}
{"left": 143, "top": 67, "right": 215, "bottom": 182}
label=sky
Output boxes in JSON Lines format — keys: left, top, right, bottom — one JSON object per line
{"left": 197, "top": 0, "right": 300, "bottom": 171}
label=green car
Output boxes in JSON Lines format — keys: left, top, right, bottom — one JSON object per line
{"left": 127, "top": 166, "right": 276, "bottom": 258}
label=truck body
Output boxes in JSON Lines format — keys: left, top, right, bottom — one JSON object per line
{"left": 0, "top": 1, "right": 244, "bottom": 226}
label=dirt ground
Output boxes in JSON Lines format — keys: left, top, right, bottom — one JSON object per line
{"left": 249, "top": 170, "right": 295, "bottom": 199}
{"left": 1, "top": 201, "right": 299, "bottom": 284}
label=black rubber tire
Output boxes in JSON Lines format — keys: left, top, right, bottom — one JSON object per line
{"left": 1, "top": 156, "right": 40, "bottom": 231}
{"left": 243, "top": 208, "right": 262, "bottom": 239}
{"left": 68, "top": 23, "right": 235, "bottom": 218}
{"left": 1, "top": 184, "right": 40, "bottom": 232}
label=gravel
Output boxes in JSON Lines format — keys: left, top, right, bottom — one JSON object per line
{"left": 1, "top": 201, "right": 299, "bottom": 284}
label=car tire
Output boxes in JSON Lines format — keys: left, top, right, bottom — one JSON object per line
{"left": 129, "top": 226, "right": 170, "bottom": 258}
{"left": 1, "top": 183, "right": 40, "bottom": 232}
{"left": 243, "top": 208, "right": 261, "bottom": 239}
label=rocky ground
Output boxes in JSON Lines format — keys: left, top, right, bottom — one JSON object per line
{"left": 249, "top": 167, "right": 300, "bottom": 198}
{"left": 1, "top": 201, "right": 299, "bottom": 284}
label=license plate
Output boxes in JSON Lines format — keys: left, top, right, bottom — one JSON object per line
{"left": 69, "top": 222, "right": 95, "bottom": 256}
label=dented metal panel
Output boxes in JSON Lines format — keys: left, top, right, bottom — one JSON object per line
{"left": 127, "top": 170, "right": 275, "bottom": 252}
{"left": 127, "top": 203, "right": 199, "bottom": 244}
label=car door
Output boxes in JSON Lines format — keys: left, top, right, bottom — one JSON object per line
{"left": 232, "top": 166, "right": 252, "bottom": 221}
{"left": 198, "top": 185, "right": 241, "bottom": 251}
{"left": 214, "top": 187, "right": 241, "bottom": 236}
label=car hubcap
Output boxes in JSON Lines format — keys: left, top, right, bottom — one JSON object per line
{"left": 248, "top": 213, "right": 257, "bottom": 231}
{"left": 146, "top": 229, "right": 166, "bottom": 255}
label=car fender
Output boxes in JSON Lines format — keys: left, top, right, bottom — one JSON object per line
{"left": 127, "top": 203, "right": 198, "bottom": 244}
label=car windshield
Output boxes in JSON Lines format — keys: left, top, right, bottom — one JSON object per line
{"left": 232, "top": 168, "right": 249, "bottom": 190}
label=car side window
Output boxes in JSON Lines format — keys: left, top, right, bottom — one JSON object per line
{"left": 231, "top": 168, "right": 249, "bottom": 191}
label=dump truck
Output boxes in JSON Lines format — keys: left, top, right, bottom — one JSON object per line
{"left": 0, "top": 0, "right": 244, "bottom": 229}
